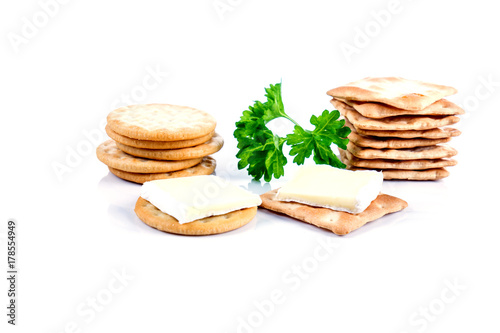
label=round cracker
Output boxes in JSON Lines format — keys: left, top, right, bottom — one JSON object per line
{"left": 106, "top": 125, "right": 214, "bottom": 149}
{"left": 96, "top": 140, "right": 202, "bottom": 173}
{"left": 108, "top": 157, "right": 216, "bottom": 184}
{"left": 107, "top": 104, "right": 217, "bottom": 141}
{"left": 115, "top": 133, "right": 224, "bottom": 161}
{"left": 134, "top": 197, "right": 257, "bottom": 235}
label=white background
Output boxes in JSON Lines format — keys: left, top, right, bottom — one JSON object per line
{"left": 1, "top": 0, "right": 500, "bottom": 332}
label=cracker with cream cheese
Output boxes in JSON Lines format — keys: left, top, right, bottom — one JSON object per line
{"left": 135, "top": 197, "right": 257, "bottom": 235}
{"left": 260, "top": 189, "right": 407, "bottom": 235}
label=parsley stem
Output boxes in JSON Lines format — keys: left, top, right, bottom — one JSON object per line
{"left": 282, "top": 114, "right": 300, "bottom": 127}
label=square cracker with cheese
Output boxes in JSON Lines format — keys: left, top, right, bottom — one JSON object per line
{"left": 327, "top": 77, "right": 457, "bottom": 111}
{"left": 260, "top": 190, "right": 407, "bottom": 235}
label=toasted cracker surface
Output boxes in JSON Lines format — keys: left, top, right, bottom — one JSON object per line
{"left": 339, "top": 149, "right": 457, "bottom": 170}
{"left": 337, "top": 98, "right": 464, "bottom": 118}
{"left": 346, "top": 142, "right": 457, "bottom": 160}
{"left": 96, "top": 140, "right": 202, "bottom": 173}
{"left": 348, "top": 126, "right": 451, "bottom": 149}
{"left": 260, "top": 190, "right": 407, "bottom": 235}
{"left": 106, "top": 125, "right": 214, "bottom": 149}
{"left": 135, "top": 197, "right": 257, "bottom": 235}
{"left": 347, "top": 119, "right": 461, "bottom": 139}
{"left": 332, "top": 99, "right": 460, "bottom": 131}
{"left": 108, "top": 156, "right": 216, "bottom": 184}
{"left": 346, "top": 166, "right": 450, "bottom": 180}
{"left": 115, "top": 133, "right": 223, "bottom": 160}
{"left": 107, "top": 104, "right": 216, "bottom": 141}
{"left": 327, "top": 77, "right": 457, "bottom": 111}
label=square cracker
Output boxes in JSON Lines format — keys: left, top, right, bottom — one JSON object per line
{"left": 332, "top": 99, "right": 460, "bottom": 131}
{"left": 346, "top": 165, "right": 450, "bottom": 181}
{"left": 347, "top": 126, "right": 451, "bottom": 149}
{"left": 327, "top": 77, "right": 457, "bottom": 111}
{"left": 339, "top": 149, "right": 457, "bottom": 170}
{"left": 346, "top": 142, "right": 457, "bottom": 160}
{"left": 337, "top": 98, "right": 464, "bottom": 119}
{"left": 260, "top": 189, "right": 408, "bottom": 235}
{"left": 344, "top": 119, "right": 461, "bottom": 139}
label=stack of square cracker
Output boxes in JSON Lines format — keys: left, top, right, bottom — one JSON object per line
{"left": 327, "top": 77, "right": 464, "bottom": 180}
{"left": 96, "top": 104, "right": 223, "bottom": 184}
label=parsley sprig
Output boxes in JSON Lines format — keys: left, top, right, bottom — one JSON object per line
{"left": 234, "top": 83, "right": 351, "bottom": 182}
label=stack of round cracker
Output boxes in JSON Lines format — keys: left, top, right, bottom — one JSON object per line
{"left": 327, "top": 77, "right": 464, "bottom": 180}
{"left": 96, "top": 104, "right": 223, "bottom": 183}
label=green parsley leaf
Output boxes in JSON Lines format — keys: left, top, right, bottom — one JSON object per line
{"left": 234, "top": 92, "right": 288, "bottom": 181}
{"left": 286, "top": 110, "right": 350, "bottom": 168}
{"left": 234, "top": 83, "right": 351, "bottom": 181}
